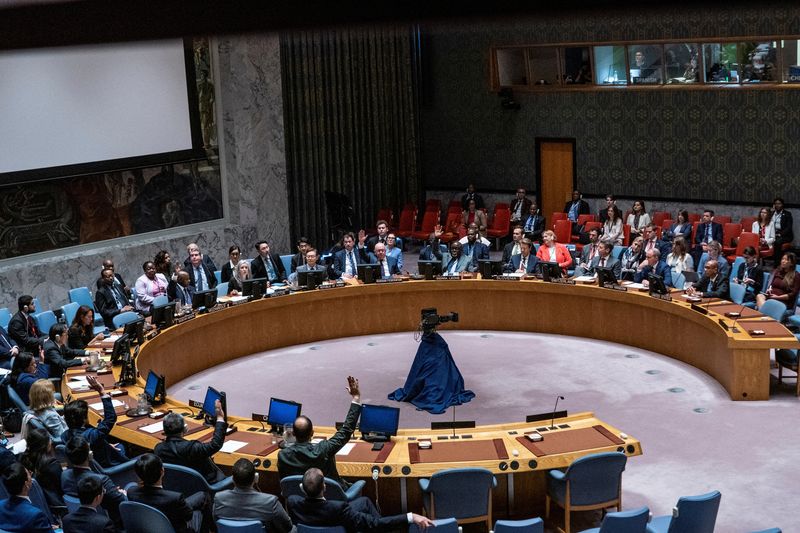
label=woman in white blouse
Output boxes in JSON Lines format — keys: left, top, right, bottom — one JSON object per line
{"left": 601, "top": 206, "right": 624, "bottom": 246}
{"left": 666, "top": 237, "right": 694, "bottom": 277}
{"left": 752, "top": 207, "right": 775, "bottom": 249}
{"left": 626, "top": 200, "right": 651, "bottom": 241}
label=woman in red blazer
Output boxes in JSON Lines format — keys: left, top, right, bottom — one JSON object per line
{"left": 536, "top": 230, "right": 574, "bottom": 272}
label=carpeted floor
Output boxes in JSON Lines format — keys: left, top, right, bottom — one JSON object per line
{"left": 170, "top": 329, "right": 798, "bottom": 532}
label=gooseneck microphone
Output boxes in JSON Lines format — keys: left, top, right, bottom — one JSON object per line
{"left": 550, "top": 395, "right": 565, "bottom": 430}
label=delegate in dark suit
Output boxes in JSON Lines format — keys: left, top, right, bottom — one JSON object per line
{"left": 504, "top": 253, "right": 539, "bottom": 274}
{"left": 42, "top": 338, "right": 85, "bottom": 378}
{"left": 332, "top": 248, "right": 369, "bottom": 279}
{"left": 278, "top": 402, "right": 362, "bottom": 484}
{"left": 168, "top": 280, "right": 195, "bottom": 306}
{"left": 419, "top": 240, "right": 445, "bottom": 261}
{"left": 693, "top": 221, "right": 723, "bottom": 245}
{"left": 94, "top": 272, "right": 128, "bottom": 294}
{"left": 462, "top": 240, "right": 489, "bottom": 263}
{"left": 155, "top": 419, "right": 228, "bottom": 483}
{"left": 523, "top": 211, "right": 546, "bottom": 241}
{"left": 735, "top": 261, "right": 764, "bottom": 301}
{"left": 588, "top": 255, "right": 623, "bottom": 280}
{"left": 94, "top": 284, "right": 130, "bottom": 329}
{"left": 0, "top": 495, "right": 52, "bottom": 533}
{"left": 251, "top": 253, "right": 288, "bottom": 282}
{"left": 367, "top": 253, "right": 401, "bottom": 278}
{"left": 214, "top": 487, "right": 294, "bottom": 533}
{"left": 509, "top": 197, "right": 532, "bottom": 224}
{"left": 8, "top": 310, "right": 44, "bottom": 352}
{"left": 0, "top": 326, "right": 18, "bottom": 369}
{"left": 62, "top": 506, "right": 116, "bottom": 533}
{"left": 186, "top": 261, "right": 218, "bottom": 291}
{"left": 291, "top": 252, "right": 306, "bottom": 273}
{"left": 634, "top": 260, "right": 673, "bottom": 287}
{"left": 563, "top": 199, "right": 590, "bottom": 218}
{"left": 692, "top": 273, "right": 730, "bottom": 300}
{"left": 128, "top": 485, "right": 195, "bottom": 533}
{"left": 61, "top": 467, "right": 125, "bottom": 527}
{"left": 288, "top": 495, "right": 406, "bottom": 533}
{"left": 183, "top": 254, "right": 217, "bottom": 274}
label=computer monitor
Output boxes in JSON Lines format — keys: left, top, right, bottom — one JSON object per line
{"left": 596, "top": 266, "right": 618, "bottom": 288}
{"left": 144, "top": 370, "right": 166, "bottom": 405}
{"left": 359, "top": 404, "right": 400, "bottom": 442}
{"left": 648, "top": 273, "right": 669, "bottom": 295}
{"left": 242, "top": 277, "right": 268, "bottom": 299}
{"left": 123, "top": 318, "right": 145, "bottom": 345}
{"left": 297, "top": 269, "right": 326, "bottom": 290}
{"left": 418, "top": 260, "right": 442, "bottom": 280}
{"left": 357, "top": 263, "right": 382, "bottom": 284}
{"left": 477, "top": 259, "right": 503, "bottom": 279}
{"left": 110, "top": 333, "right": 130, "bottom": 365}
{"left": 151, "top": 301, "right": 177, "bottom": 329}
{"left": 202, "top": 386, "right": 226, "bottom": 423}
{"left": 539, "top": 261, "right": 562, "bottom": 282}
{"left": 267, "top": 397, "right": 302, "bottom": 432}
{"left": 192, "top": 288, "right": 218, "bottom": 310}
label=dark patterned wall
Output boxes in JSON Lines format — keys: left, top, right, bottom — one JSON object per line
{"left": 420, "top": 2, "right": 800, "bottom": 203}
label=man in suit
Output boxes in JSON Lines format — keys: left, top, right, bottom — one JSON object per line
{"left": 366, "top": 220, "right": 391, "bottom": 253}
{"left": 213, "top": 458, "right": 294, "bottom": 533}
{"left": 0, "top": 324, "right": 19, "bottom": 370}
{"left": 251, "top": 240, "right": 288, "bottom": 284}
{"left": 290, "top": 236, "right": 311, "bottom": 273}
{"left": 332, "top": 232, "right": 369, "bottom": 279}
{"left": 168, "top": 270, "right": 196, "bottom": 306}
{"left": 563, "top": 190, "right": 590, "bottom": 233}
{"left": 509, "top": 187, "right": 532, "bottom": 231}
{"left": 0, "top": 463, "right": 52, "bottom": 533}
{"left": 42, "top": 323, "right": 89, "bottom": 378}
{"left": 733, "top": 246, "right": 763, "bottom": 303}
{"left": 368, "top": 243, "right": 400, "bottom": 279}
{"left": 439, "top": 241, "right": 474, "bottom": 274}
{"left": 419, "top": 230, "right": 444, "bottom": 261}
{"left": 575, "top": 242, "right": 622, "bottom": 279}
{"left": 94, "top": 258, "right": 130, "bottom": 297}
{"left": 61, "top": 436, "right": 126, "bottom": 528}
{"left": 460, "top": 183, "right": 484, "bottom": 210}
{"left": 291, "top": 248, "right": 330, "bottom": 285}
{"left": 687, "top": 259, "right": 730, "bottom": 300}
{"left": 186, "top": 248, "right": 218, "bottom": 292}
{"left": 8, "top": 294, "right": 45, "bottom": 352}
{"left": 504, "top": 238, "right": 539, "bottom": 274}
{"left": 692, "top": 209, "right": 724, "bottom": 264}
{"left": 279, "top": 376, "right": 362, "bottom": 487}
{"left": 287, "top": 467, "right": 433, "bottom": 533}
{"left": 523, "top": 201, "right": 546, "bottom": 242}
{"left": 155, "top": 400, "right": 228, "bottom": 484}
{"left": 95, "top": 267, "right": 135, "bottom": 329}
{"left": 634, "top": 248, "right": 673, "bottom": 287}
{"left": 463, "top": 227, "right": 491, "bottom": 270}
{"left": 772, "top": 196, "right": 794, "bottom": 263}
{"left": 62, "top": 475, "right": 116, "bottom": 533}
{"left": 641, "top": 223, "right": 671, "bottom": 258}
{"left": 575, "top": 227, "right": 601, "bottom": 273}
{"left": 128, "top": 453, "right": 205, "bottom": 533}
{"left": 502, "top": 226, "right": 525, "bottom": 264}
{"left": 183, "top": 243, "right": 217, "bottom": 273}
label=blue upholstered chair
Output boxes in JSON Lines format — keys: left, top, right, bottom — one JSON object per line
{"left": 91, "top": 457, "right": 140, "bottom": 487}
{"left": 729, "top": 282, "right": 746, "bottom": 305}
{"left": 63, "top": 493, "right": 81, "bottom": 514}
{"left": 112, "top": 310, "right": 140, "bottom": 329}
{"left": 613, "top": 245, "right": 626, "bottom": 260}
{"left": 759, "top": 299, "right": 787, "bottom": 322}
{"left": 411, "top": 517, "right": 460, "bottom": 533}
{"left": 7, "top": 384, "right": 28, "bottom": 411}
{"left": 492, "top": 517, "right": 544, "bottom": 533}
{"left": 748, "top": 529, "right": 781, "bottom": 533}
{"left": 33, "top": 310, "right": 57, "bottom": 336}
{"left": 579, "top": 506, "right": 649, "bottom": 533}
{"left": 776, "top": 333, "right": 800, "bottom": 396}
{"left": 728, "top": 256, "right": 745, "bottom": 283}
{"left": 419, "top": 467, "right": 497, "bottom": 530}
{"left": 646, "top": 490, "right": 721, "bottom": 533}
{"left": 120, "top": 501, "right": 176, "bottom": 533}
{"left": 214, "top": 270, "right": 223, "bottom": 285}
{"left": 296, "top": 526, "right": 346, "bottom": 533}
{"left": 29, "top": 478, "right": 59, "bottom": 526}
{"left": 0, "top": 307, "right": 10, "bottom": 330}
{"left": 153, "top": 295, "right": 169, "bottom": 307}
{"left": 216, "top": 519, "right": 266, "bottom": 533}
{"left": 279, "top": 474, "right": 365, "bottom": 502}
{"left": 280, "top": 255, "right": 293, "bottom": 276}
{"left": 672, "top": 272, "right": 685, "bottom": 290}
{"left": 787, "top": 310, "right": 800, "bottom": 329}
{"left": 545, "top": 452, "right": 627, "bottom": 533}
{"left": 68, "top": 287, "right": 106, "bottom": 329}
{"left": 162, "top": 463, "right": 233, "bottom": 497}
{"left": 217, "top": 282, "right": 229, "bottom": 297}
{"left": 60, "top": 302, "right": 80, "bottom": 327}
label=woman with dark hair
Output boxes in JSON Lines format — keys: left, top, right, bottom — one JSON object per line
{"left": 153, "top": 250, "right": 175, "bottom": 280}
{"left": 43, "top": 323, "right": 89, "bottom": 379}
{"left": 757, "top": 252, "right": 800, "bottom": 310}
{"left": 626, "top": 200, "right": 651, "bottom": 240}
{"left": 664, "top": 209, "right": 692, "bottom": 241}
{"left": 67, "top": 305, "right": 102, "bottom": 350}
{"left": 135, "top": 260, "right": 168, "bottom": 315}
{"left": 20, "top": 427, "right": 64, "bottom": 508}
{"left": 9, "top": 351, "right": 49, "bottom": 406}
{"left": 221, "top": 245, "right": 241, "bottom": 283}
{"left": 600, "top": 205, "right": 624, "bottom": 246}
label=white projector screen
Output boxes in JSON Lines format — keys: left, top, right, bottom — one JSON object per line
{"left": 0, "top": 39, "right": 200, "bottom": 181}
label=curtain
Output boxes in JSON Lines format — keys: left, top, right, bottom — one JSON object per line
{"left": 281, "top": 25, "right": 422, "bottom": 249}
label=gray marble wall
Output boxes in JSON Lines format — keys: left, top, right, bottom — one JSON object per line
{"left": 0, "top": 33, "right": 289, "bottom": 311}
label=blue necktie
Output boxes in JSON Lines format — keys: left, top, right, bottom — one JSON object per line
{"left": 348, "top": 252, "right": 356, "bottom": 275}
{"left": 195, "top": 267, "right": 204, "bottom": 291}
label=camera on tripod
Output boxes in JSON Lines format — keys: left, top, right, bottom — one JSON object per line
{"left": 420, "top": 308, "right": 459, "bottom": 333}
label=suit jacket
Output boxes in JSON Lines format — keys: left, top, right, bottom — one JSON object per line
{"left": 462, "top": 241, "right": 490, "bottom": 270}
{"left": 278, "top": 402, "right": 362, "bottom": 484}
{"left": 366, "top": 254, "right": 400, "bottom": 278}
{"left": 509, "top": 197, "right": 532, "bottom": 222}
{"left": 95, "top": 284, "right": 129, "bottom": 329}
{"left": 287, "top": 495, "right": 405, "bottom": 533}
{"left": 735, "top": 262, "right": 764, "bottom": 296}
{"left": 168, "top": 281, "right": 195, "bottom": 306}
{"left": 61, "top": 466, "right": 125, "bottom": 527}
{"left": 220, "top": 261, "right": 236, "bottom": 283}
{"left": 563, "top": 199, "right": 590, "bottom": 219}
{"left": 586, "top": 255, "right": 622, "bottom": 280}
{"left": 634, "top": 260, "right": 673, "bottom": 287}
{"left": 523, "top": 212, "right": 546, "bottom": 240}
{"left": 0, "top": 495, "right": 52, "bottom": 533}
{"left": 183, "top": 254, "right": 217, "bottom": 273}
{"left": 332, "top": 247, "right": 369, "bottom": 279}
{"left": 441, "top": 253, "right": 474, "bottom": 274}
{"left": 365, "top": 235, "right": 389, "bottom": 253}
{"left": 291, "top": 252, "right": 306, "bottom": 273}
{"left": 419, "top": 241, "right": 446, "bottom": 261}
{"left": 186, "top": 261, "right": 218, "bottom": 291}
{"left": 694, "top": 221, "right": 724, "bottom": 245}
{"left": 214, "top": 486, "right": 294, "bottom": 533}
{"left": 251, "top": 252, "right": 288, "bottom": 282}
{"left": 13, "top": 364, "right": 50, "bottom": 406}
{"left": 62, "top": 506, "right": 116, "bottom": 533}
{"left": 578, "top": 242, "right": 601, "bottom": 266}
{"left": 42, "top": 338, "right": 85, "bottom": 378}
{"left": 665, "top": 222, "right": 692, "bottom": 242}
{"left": 61, "top": 396, "right": 127, "bottom": 468}
{"left": 462, "top": 209, "right": 488, "bottom": 231}
{"left": 8, "top": 310, "right": 43, "bottom": 352}
{"left": 642, "top": 238, "right": 671, "bottom": 259}
{"left": 0, "top": 326, "right": 18, "bottom": 365}
{"left": 154, "top": 420, "right": 227, "bottom": 483}
{"left": 536, "top": 243, "right": 574, "bottom": 270}
{"left": 128, "top": 485, "right": 194, "bottom": 533}
{"left": 504, "top": 253, "right": 539, "bottom": 274}
{"left": 773, "top": 209, "right": 794, "bottom": 242}
{"left": 502, "top": 241, "right": 522, "bottom": 264}
{"left": 94, "top": 272, "right": 128, "bottom": 295}
{"left": 693, "top": 274, "right": 731, "bottom": 300}
{"left": 292, "top": 264, "right": 330, "bottom": 285}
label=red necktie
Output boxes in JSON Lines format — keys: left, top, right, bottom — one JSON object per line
{"left": 28, "top": 315, "right": 38, "bottom": 337}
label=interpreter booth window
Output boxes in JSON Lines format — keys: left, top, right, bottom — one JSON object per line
{"left": 664, "top": 43, "right": 701, "bottom": 84}
{"left": 594, "top": 45, "right": 627, "bottom": 85}
{"left": 562, "top": 46, "right": 593, "bottom": 84}
{"left": 703, "top": 43, "right": 739, "bottom": 83}
{"left": 527, "top": 47, "right": 560, "bottom": 86}
{"left": 739, "top": 41, "right": 778, "bottom": 83}
{"left": 628, "top": 44, "right": 663, "bottom": 84}
{"left": 780, "top": 39, "right": 800, "bottom": 83}
{"left": 495, "top": 48, "right": 528, "bottom": 87}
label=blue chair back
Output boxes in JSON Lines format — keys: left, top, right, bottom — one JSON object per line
{"left": 729, "top": 282, "right": 746, "bottom": 305}
{"left": 0, "top": 308, "right": 10, "bottom": 330}
{"left": 297, "top": 526, "right": 346, "bottom": 533}
{"left": 748, "top": 529, "right": 781, "bottom": 533}
{"left": 217, "top": 282, "right": 229, "bottom": 297}
{"left": 613, "top": 245, "right": 626, "bottom": 259}
{"left": 64, "top": 493, "right": 81, "bottom": 513}
{"left": 120, "top": 500, "right": 176, "bottom": 533}
{"left": 6, "top": 385, "right": 27, "bottom": 411}
{"left": 760, "top": 299, "right": 787, "bottom": 322}
{"left": 29, "top": 478, "right": 56, "bottom": 525}
{"left": 153, "top": 295, "right": 169, "bottom": 308}
{"left": 672, "top": 272, "right": 685, "bottom": 290}
{"left": 729, "top": 256, "right": 745, "bottom": 282}
{"left": 61, "top": 302, "right": 80, "bottom": 327}
{"left": 33, "top": 310, "right": 57, "bottom": 336}
{"left": 411, "top": 518, "right": 459, "bottom": 533}
{"left": 68, "top": 287, "right": 93, "bottom": 307}
{"left": 0, "top": 478, "right": 8, "bottom": 499}
{"left": 670, "top": 490, "right": 721, "bottom": 533}
{"left": 563, "top": 452, "right": 627, "bottom": 506}
{"left": 493, "top": 517, "right": 544, "bottom": 533}
{"left": 162, "top": 463, "right": 211, "bottom": 498}
{"left": 697, "top": 252, "right": 709, "bottom": 273}
{"left": 217, "top": 519, "right": 266, "bottom": 533}
{"left": 112, "top": 311, "right": 140, "bottom": 329}
{"left": 422, "top": 467, "right": 496, "bottom": 520}
{"left": 214, "top": 270, "right": 223, "bottom": 285}
{"left": 597, "top": 506, "right": 649, "bottom": 532}
{"left": 280, "top": 255, "right": 293, "bottom": 275}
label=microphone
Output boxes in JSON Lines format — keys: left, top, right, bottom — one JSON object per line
{"left": 550, "top": 395, "right": 565, "bottom": 430}
{"left": 372, "top": 466, "right": 381, "bottom": 514}
{"left": 730, "top": 300, "right": 747, "bottom": 333}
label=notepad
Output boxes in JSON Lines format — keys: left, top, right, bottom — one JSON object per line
{"left": 140, "top": 421, "right": 165, "bottom": 434}
{"left": 625, "top": 282, "right": 646, "bottom": 289}
{"left": 336, "top": 443, "right": 356, "bottom": 456}
{"left": 90, "top": 399, "right": 125, "bottom": 411}
{"left": 66, "top": 380, "right": 90, "bottom": 390}
{"left": 573, "top": 275, "right": 596, "bottom": 282}
{"left": 219, "top": 440, "right": 249, "bottom": 453}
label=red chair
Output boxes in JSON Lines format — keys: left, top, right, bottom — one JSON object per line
{"left": 688, "top": 213, "right": 702, "bottom": 223}
{"left": 448, "top": 200, "right": 462, "bottom": 210}
{"left": 654, "top": 226, "right": 663, "bottom": 239}
{"left": 661, "top": 219, "right": 673, "bottom": 233}
{"left": 622, "top": 224, "right": 631, "bottom": 246}
{"left": 740, "top": 217, "right": 757, "bottom": 232}
{"left": 728, "top": 232, "right": 760, "bottom": 262}
{"left": 486, "top": 209, "right": 511, "bottom": 249}
{"left": 652, "top": 211, "right": 669, "bottom": 227}
{"left": 721, "top": 223, "right": 743, "bottom": 255}
{"left": 691, "top": 221, "right": 700, "bottom": 243}
{"left": 554, "top": 219, "right": 572, "bottom": 244}
{"left": 395, "top": 206, "right": 418, "bottom": 240}
{"left": 440, "top": 212, "right": 465, "bottom": 243}
{"left": 494, "top": 202, "right": 510, "bottom": 211}
{"left": 551, "top": 212, "right": 568, "bottom": 228}
{"left": 411, "top": 210, "right": 441, "bottom": 242}
{"left": 447, "top": 204, "right": 462, "bottom": 215}
{"left": 425, "top": 199, "right": 442, "bottom": 212}
{"left": 574, "top": 221, "right": 603, "bottom": 251}
{"left": 715, "top": 215, "right": 732, "bottom": 224}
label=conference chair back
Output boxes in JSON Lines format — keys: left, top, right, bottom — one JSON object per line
{"left": 217, "top": 518, "right": 266, "bottom": 532}
{"left": 595, "top": 505, "right": 649, "bottom": 532}
{"left": 33, "top": 311, "right": 57, "bottom": 338}
{"left": 411, "top": 517, "right": 460, "bottom": 533}
{"left": 120, "top": 500, "right": 177, "bottom": 533}
{"left": 60, "top": 302, "right": 80, "bottom": 328}
{"left": 493, "top": 517, "right": 544, "bottom": 533}
{"left": 419, "top": 467, "right": 497, "bottom": 529}
{"left": 647, "top": 490, "right": 721, "bottom": 533}
{"left": 760, "top": 299, "right": 787, "bottom": 322}
{"left": 296, "top": 525, "right": 346, "bottom": 533}
{"left": 112, "top": 310, "right": 140, "bottom": 329}
{"left": 0, "top": 308, "right": 10, "bottom": 330}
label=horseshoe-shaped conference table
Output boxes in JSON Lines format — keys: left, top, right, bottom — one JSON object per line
{"left": 63, "top": 279, "right": 798, "bottom": 516}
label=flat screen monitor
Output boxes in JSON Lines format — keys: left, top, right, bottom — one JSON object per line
{"left": 539, "top": 261, "right": 561, "bottom": 282}
{"left": 242, "top": 277, "right": 268, "bottom": 299}
{"left": 151, "top": 301, "right": 177, "bottom": 329}
{"left": 202, "top": 386, "right": 226, "bottom": 422}
{"left": 596, "top": 266, "right": 617, "bottom": 288}
{"left": 418, "top": 260, "right": 442, "bottom": 280}
{"left": 357, "top": 263, "right": 382, "bottom": 284}
{"left": 123, "top": 318, "right": 145, "bottom": 345}
{"left": 110, "top": 334, "right": 130, "bottom": 365}
{"left": 144, "top": 370, "right": 159, "bottom": 398}
{"left": 359, "top": 404, "right": 400, "bottom": 441}
{"left": 477, "top": 259, "right": 503, "bottom": 279}
{"left": 192, "top": 288, "right": 218, "bottom": 310}
{"left": 648, "top": 273, "right": 669, "bottom": 295}
{"left": 267, "top": 397, "right": 302, "bottom": 431}
{"left": 297, "top": 269, "right": 326, "bottom": 290}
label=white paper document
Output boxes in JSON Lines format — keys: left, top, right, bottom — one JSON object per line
{"left": 140, "top": 421, "right": 165, "bottom": 434}
{"left": 336, "top": 443, "right": 356, "bottom": 456}
{"left": 573, "top": 275, "right": 596, "bottom": 282}
{"left": 220, "top": 440, "right": 249, "bottom": 454}
{"left": 90, "top": 399, "right": 125, "bottom": 411}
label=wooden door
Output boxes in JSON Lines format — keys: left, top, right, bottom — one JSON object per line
{"left": 536, "top": 139, "right": 576, "bottom": 224}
